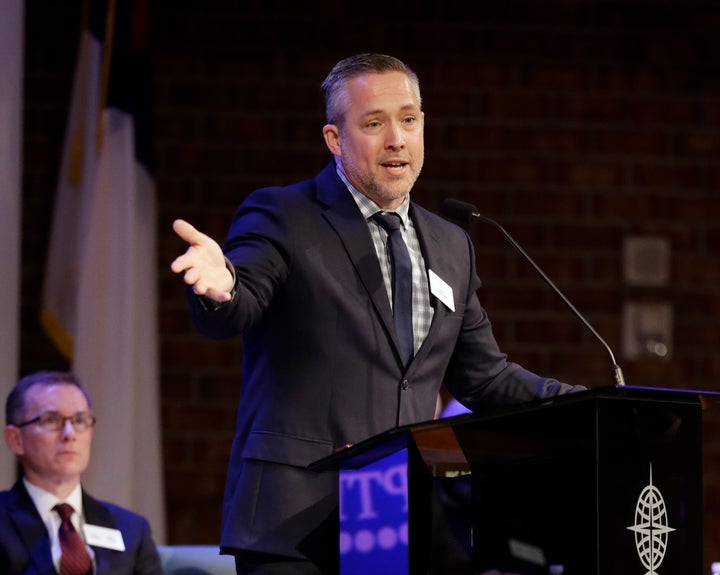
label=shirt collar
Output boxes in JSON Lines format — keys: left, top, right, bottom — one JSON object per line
{"left": 24, "top": 477, "right": 84, "bottom": 519}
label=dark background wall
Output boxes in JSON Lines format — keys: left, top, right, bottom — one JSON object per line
{"left": 21, "top": 0, "right": 720, "bottom": 568}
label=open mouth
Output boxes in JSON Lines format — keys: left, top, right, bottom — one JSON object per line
{"left": 381, "top": 161, "right": 408, "bottom": 170}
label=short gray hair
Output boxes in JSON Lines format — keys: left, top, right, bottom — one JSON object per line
{"left": 321, "top": 53, "right": 421, "bottom": 126}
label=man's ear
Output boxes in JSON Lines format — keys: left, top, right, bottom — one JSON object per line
{"left": 322, "top": 124, "right": 341, "bottom": 156}
{"left": 3, "top": 426, "right": 24, "bottom": 456}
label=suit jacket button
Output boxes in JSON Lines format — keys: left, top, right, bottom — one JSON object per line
{"left": 401, "top": 379, "right": 409, "bottom": 390}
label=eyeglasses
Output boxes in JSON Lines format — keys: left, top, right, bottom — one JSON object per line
{"left": 15, "top": 411, "right": 96, "bottom": 433}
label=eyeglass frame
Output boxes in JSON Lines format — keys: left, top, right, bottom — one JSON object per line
{"left": 14, "top": 411, "right": 97, "bottom": 433}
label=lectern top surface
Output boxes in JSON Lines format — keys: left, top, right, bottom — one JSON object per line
{"left": 309, "top": 384, "right": 709, "bottom": 472}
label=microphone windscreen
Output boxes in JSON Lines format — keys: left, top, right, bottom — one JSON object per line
{"left": 441, "top": 198, "right": 478, "bottom": 223}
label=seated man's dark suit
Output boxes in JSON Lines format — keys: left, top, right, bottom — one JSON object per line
{"left": 0, "top": 480, "right": 162, "bottom": 575}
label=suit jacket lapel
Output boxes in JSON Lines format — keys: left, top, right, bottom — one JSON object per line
{"left": 317, "top": 163, "right": 398, "bottom": 352}
{"left": 406, "top": 203, "right": 452, "bottom": 366}
{"left": 82, "top": 491, "right": 115, "bottom": 575}
{"left": 316, "top": 163, "right": 458, "bottom": 369}
{"left": 8, "top": 481, "right": 55, "bottom": 575}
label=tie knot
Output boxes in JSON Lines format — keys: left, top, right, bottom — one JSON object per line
{"left": 54, "top": 503, "right": 75, "bottom": 522}
{"left": 372, "top": 211, "right": 403, "bottom": 233}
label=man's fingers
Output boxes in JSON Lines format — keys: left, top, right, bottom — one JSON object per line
{"left": 170, "top": 254, "right": 187, "bottom": 274}
{"left": 170, "top": 251, "right": 199, "bottom": 274}
{"left": 170, "top": 219, "right": 232, "bottom": 302}
{"left": 182, "top": 266, "right": 201, "bottom": 287}
{"left": 173, "top": 218, "right": 206, "bottom": 245}
{"left": 170, "top": 219, "right": 212, "bottom": 274}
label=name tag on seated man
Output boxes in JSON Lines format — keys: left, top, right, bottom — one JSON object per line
{"left": 83, "top": 524, "right": 126, "bottom": 551}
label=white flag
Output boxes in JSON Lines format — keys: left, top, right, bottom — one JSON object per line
{"left": 41, "top": 0, "right": 165, "bottom": 543}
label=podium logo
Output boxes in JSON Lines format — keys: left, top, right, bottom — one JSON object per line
{"left": 626, "top": 463, "right": 675, "bottom": 575}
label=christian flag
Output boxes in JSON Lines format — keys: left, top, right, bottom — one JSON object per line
{"left": 41, "top": 0, "right": 165, "bottom": 542}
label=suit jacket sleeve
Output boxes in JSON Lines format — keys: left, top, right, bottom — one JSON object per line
{"left": 435, "top": 218, "right": 586, "bottom": 409}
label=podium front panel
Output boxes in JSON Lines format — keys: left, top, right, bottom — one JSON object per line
{"left": 458, "top": 392, "right": 702, "bottom": 575}
{"left": 339, "top": 448, "right": 410, "bottom": 574}
{"left": 314, "top": 386, "right": 705, "bottom": 575}
{"left": 598, "top": 394, "right": 702, "bottom": 574}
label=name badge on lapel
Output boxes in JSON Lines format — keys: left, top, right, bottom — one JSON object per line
{"left": 83, "top": 524, "right": 126, "bottom": 551}
{"left": 428, "top": 269, "right": 455, "bottom": 312}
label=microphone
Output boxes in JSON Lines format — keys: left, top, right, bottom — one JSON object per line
{"left": 442, "top": 198, "right": 626, "bottom": 387}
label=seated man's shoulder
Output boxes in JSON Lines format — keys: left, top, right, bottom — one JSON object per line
{"left": 85, "top": 495, "right": 153, "bottom": 531}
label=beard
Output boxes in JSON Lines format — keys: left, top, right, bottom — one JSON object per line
{"left": 340, "top": 152, "right": 424, "bottom": 206}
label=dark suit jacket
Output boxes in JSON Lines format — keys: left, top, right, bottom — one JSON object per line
{"left": 0, "top": 480, "right": 162, "bottom": 575}
{"left": 188, "top": 160, "right": 585, "bottom": 565}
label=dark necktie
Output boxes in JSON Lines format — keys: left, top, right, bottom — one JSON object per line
{"left": 53, "top": 503, "right": 93, "bottom": 575}
{"left": 373, "top": 212, "right": 414, "bottom": 366}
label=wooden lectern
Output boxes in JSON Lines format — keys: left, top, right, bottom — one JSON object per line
{"left": 310, "top": 385, "right": 707, "bottom": 575}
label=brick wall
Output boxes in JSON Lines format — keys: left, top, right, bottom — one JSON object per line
{"left": 22, "top": 0, "right": 720, "bottom": 568}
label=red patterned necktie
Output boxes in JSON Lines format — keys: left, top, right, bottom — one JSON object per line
{"left": 53, "top": 503, "right": 93, "bottom": 575}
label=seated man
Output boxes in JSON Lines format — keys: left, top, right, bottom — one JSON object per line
{"left": 0, "top": 370, "right": 162, "bottom": 575}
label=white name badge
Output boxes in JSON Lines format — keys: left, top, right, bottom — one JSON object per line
{"left": 83, "top": 524, "right": 126, "bottom": 551}
{"left": 428, "top": 269, "right": 455, "bottom": 312}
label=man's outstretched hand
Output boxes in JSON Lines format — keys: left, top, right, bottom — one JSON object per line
{"left": 170, "top": 219, "right": 234, "bottom": 303}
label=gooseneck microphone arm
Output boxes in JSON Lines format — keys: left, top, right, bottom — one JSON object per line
{"left": 442, "top": 198, "right": 626, "bottom": 387}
